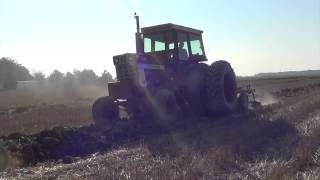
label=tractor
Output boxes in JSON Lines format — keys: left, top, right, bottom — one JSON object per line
{"left": 92, "top": 14, "right": 254, "bottom": 130}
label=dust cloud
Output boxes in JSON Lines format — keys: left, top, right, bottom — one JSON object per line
{"left": 255, "top": 89, "right": 278, "bottom": 105}
{"left": 0, "top": 82, "right": 108, "bottom": 108}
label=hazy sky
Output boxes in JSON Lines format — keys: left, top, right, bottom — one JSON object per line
{"left": 0, "top": 0, "right": 319, "bottom": 76}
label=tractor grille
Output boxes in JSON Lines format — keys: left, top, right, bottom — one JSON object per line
{"left": 113, "top": 54, "right": 137, "bottom": 81}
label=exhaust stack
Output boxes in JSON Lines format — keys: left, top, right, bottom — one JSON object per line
{"left": 134, "top": 12, "right": 140, "bottom": 33}
{"left": 134, "top": 13, "right": 143, "bottom": 55}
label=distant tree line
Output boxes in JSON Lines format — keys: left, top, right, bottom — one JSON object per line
{"left": 0, "top": 57, "right": 114, "bottom": 90}
{"left": 0, "top": 57, "right": 33, "bottom": 90}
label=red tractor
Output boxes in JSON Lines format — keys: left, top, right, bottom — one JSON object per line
{"left": 92, "top": 15, "right": 253, "bottom": 130}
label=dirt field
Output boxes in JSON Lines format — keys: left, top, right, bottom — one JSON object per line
{"left": 1, "top": 76, "right": 320, "bottom": 179}
{"left": 0, "top": 85, "right": 106, "bottom": 135}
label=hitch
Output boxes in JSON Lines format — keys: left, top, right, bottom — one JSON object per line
{"left": 237, "top": 84, "right": 262, "bottom": 108}
{"left": 245, "top": 84, "right": 262, "bottom": 107}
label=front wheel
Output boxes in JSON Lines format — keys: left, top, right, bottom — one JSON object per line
{"left": 92, "top": 96, "right": 119, "bottom": 131}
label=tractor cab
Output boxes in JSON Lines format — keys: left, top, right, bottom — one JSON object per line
{"left": 112, "top": 15, "right": 211, "bottom": 96}
{"left": 139, "top": 23, "right": 207, "bottom": 65}
{"left": 112, "top": 20, "right": 209, "bottom": 92}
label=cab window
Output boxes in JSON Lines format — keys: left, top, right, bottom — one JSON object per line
{"left": 190, "top": 34, "right": 204, "bottom": 55}
{"left": 144, "top": 33, "right": 165, "bottom": 53}
{"left": 167, "top": 31, "right": 175, "bottom": 50}
{"left": 155, "top": 40, "right": 165, "bottom": 51}
{"left": 144, "top": 37, "right": 152, "bottom": 53}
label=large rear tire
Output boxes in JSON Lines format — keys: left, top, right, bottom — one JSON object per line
{"left": 206, "top": 60, "right": 237, "bottom": 115}
{"left": 92, "top": 96, "right": 119, "bottom": 130}
{"left": 182, "top": 63, "right": 209, "bottom": 115}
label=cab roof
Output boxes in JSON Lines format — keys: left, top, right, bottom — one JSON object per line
{"left": 141, "top": 23, "right": 203, "bottom": 35}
